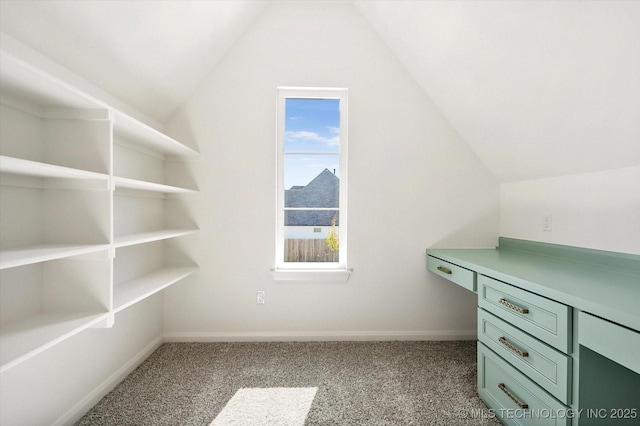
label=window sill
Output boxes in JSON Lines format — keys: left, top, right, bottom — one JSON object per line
{"left": 271, "top": 268, "right": 352, "bottom": 282}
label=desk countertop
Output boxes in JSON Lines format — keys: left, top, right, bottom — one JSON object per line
{"left": 427, "top": 239, "right": 640, "bottom": 332}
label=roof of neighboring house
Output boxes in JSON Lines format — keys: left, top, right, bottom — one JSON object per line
{"left": 285, "top": 168, "right": 339, "bottom": 226}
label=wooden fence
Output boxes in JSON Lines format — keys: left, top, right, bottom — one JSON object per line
{"left": 285, "top": 239, "right": 338, "bottom": 262}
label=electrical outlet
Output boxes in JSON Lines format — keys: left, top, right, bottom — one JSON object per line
{"left": 256, "top": 290, "right": 265, "bottom": 305}
{"left": 543, "top": 213, "right": 552, "bottom": 232}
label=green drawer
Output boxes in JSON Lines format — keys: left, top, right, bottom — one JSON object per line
{"left": 478, "top": 343, "right": 570, "bottom": 426}
{"left": 479, "top": 275, "right": 572, "bottom": 353}
{"left": 578, "top": 311, "right": 640, "bottom": 375}
{"left": 427, "top": 255, "right": 476, "bottom": 292}
{"left": 478, "top": 308, "right": 571, "bottom": 404}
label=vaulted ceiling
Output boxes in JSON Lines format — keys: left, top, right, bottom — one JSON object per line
{"left": 1, "top": 0, "right": 638, "bottom": 182}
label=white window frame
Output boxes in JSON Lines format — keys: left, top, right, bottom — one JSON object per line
{"left": 273, "top": 87, "right": 350, "bottom": 281}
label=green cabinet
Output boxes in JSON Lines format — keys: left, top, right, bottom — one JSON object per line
{"left": 478, "top": 343, "right": 570, "bottom": 426}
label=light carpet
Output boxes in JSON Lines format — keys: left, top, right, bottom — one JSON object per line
{"left": 76, "top": 341, "right": 500, "bottom": 425}
{"left": 210, "top": 387, "right": 317, "bottom": 426}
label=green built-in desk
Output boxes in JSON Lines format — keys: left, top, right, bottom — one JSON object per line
{"left": 427, "top": 237, "right": 640, "bottom": 425}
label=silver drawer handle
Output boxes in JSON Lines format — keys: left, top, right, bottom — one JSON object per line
{"left": 498, "top": 383, "right": 529, "bottom": 409}
{"left": 499, "top": 337, "right": 529, "bottom": 357}
{"left": 499, "top": 298, "right": 529, "bottom": 314}
{"left": 437, "top": 266, "right": 452, "bottom": 275}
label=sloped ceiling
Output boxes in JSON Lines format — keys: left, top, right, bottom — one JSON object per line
{"left": 1, "top": 0, "right": 638, "bottom": 182}
{"left": 354, "top": 1, "right": 640, "bottom": 182}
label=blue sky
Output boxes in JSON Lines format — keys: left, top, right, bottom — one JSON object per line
{"left": 284, "top": 98, "right": 340, "bottom": 189}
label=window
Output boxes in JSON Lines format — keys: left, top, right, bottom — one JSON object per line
{"left": 274, "top": 87, "right": 349, "bottom": 280}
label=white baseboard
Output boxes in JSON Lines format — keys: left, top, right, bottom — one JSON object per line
{"left": 164, "top": 330, "right": 477, "bottom": 342}
{"left": 53, "top": 335, "right": 164, "bottom": 426}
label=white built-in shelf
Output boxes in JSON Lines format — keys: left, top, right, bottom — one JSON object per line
{"left": 0, "top": 42, "right": 200, "bottom": 375}
{"left": 0, "top": 49, "right": 99, "bottom": 110}
{"left": 0, "top": 156, "right": 110, "bottom": 187}
{"left": 113, "top": 229, "right": 198, "bottom": 249}
{"left": 113, "top": 112, "right": 198, "bottom": 157}
{"left": 1, "top": 49, "right": 197, "bottom": 157}
{"left": 113, "top": 266, "right": 198, "bottom": 313}
{"left": 113, "top": 176, "right": 196, "bottom": 194}
{"left": 0, "top": 311, "right": 109, "bottom": 373}
{"left": 0, "top": 244, "right": 110, "bottom": 270}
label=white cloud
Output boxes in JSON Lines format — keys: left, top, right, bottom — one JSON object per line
{"left": 286, "top": 130, "right": 339, "bottom": 146}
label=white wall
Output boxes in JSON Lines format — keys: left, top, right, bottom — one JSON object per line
{"left": 500, "top": 166, "right": 640, "bottom": 255}
{"left": 164, "top": 1, "right": 499, "bottom": 340}
{"left": 0, "top": 295, "right": 163, "bottom": 426}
